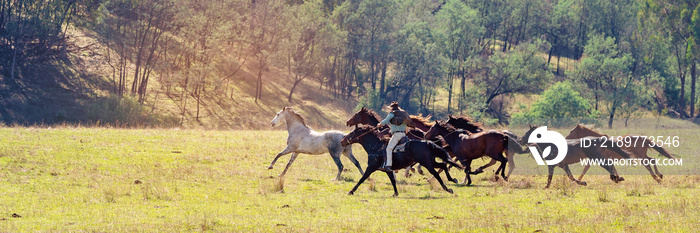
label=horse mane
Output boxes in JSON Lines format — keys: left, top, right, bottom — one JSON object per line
{"left": 361, "top": 107, "right": 383, "bottom": 122}
{"left": 410, "top": 114, "right": 434, "bottom": 126}
{"left": 449, "top": 115, "right": 477, "bottom": 123}
{"left": 447, "top": 115, "right": 483, "bottom": 128}
{"left": 574, "top": 124, "right": 606, "bottom": 136}
{"left": 437, "top": 121, "right": 458, "bottom": 132}
{"left": 286, "top": 108, "right": 308, "bottom": 127}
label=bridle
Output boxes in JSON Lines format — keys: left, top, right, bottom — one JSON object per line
{"left": 344, "top": 127, "right": 378, "bottom": 145}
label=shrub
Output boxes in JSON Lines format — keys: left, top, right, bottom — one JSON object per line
{"left": 512, "top": 82, "right": 599, "bottom": 127}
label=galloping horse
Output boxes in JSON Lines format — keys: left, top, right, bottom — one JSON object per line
{"left": 340, "top": 125, "right": 462, "bottom": 196}
{"left": 446, "top": 115, "right": 530, "bottom": 179}
{"left": 346, "top": 107, "right": 426, "bottom": 139}
{"left": 269, "top": 107, "right": 364, "bottom": 181}
{"left": 346, "top": 107, "right": 432, "bottom": 177}
{"left": 521, "top": 125, "right": 633, "bottom": 188}
{"left": 566, "top": 124, "right": 676, "bottom": 183}
{"left": 425, "top": 122, "right": 527, "bottom": 185}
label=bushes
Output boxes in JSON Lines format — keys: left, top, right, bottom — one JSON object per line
{"left": 86, "top": 95, "right": 178, "bottom": 127}
{"left": 512, "top": 82, "right": 599, "bottom": 127}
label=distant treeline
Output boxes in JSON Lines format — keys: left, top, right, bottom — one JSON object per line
{"left": 1, "top": 0, "right": 699, "bottom": 128}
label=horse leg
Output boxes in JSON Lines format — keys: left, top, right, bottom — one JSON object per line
{"left": 348, "top": 162, "right": 379, "bottom": 195}
{"left": 600, "top": 164, "right": 624, "bottom": 183}
{"left": 577, "top": 165, "right": 591, "bottom": 181}
{"left": 331, "top": 152, "right": 344, "bottom": 181}
{"left": 475, "top": 159, "right": 497, "bottom": 174}
{"left": 562, "top": 165, "right": 586, "bottom": 186}
{"left": 278, "top": 152, "right": 299, "bottom": 177}
{"left": 386, "top": 168, "right": 399, "bottom": 197}
{"left": 506, "top": 150, "right": 516, "bottom": 179}
{"left": 433, "top": 162, "right": 458, "bottom": 183}
{"left": 462, "top": 160, "right": 473, "bottom": 186}
{"left": 342, "top": 146, "right": 364, "bottom": 176}
{"left": 545, "top": 165, "right": 556, "bottom": 189}
{"left": 268, "top": 146, "right": 293, "bottom": 169}
{"left": 643, "top": 163, "right": 662, "bottom": 183}
{"left": 424, "top": 165, "right": 453, "bottom": 194}
{"left": 496, "top": 153, "right": 508, "bottom": 182}
{"left": 652, "top": 158, "right": 664, "bottom": 180}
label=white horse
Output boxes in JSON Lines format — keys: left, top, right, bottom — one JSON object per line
{"left": 268, "top": 107, "right": 364, "bottom": 181}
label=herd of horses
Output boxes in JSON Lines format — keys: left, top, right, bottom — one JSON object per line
{"left": 268, "top": 106, "right": 677, "bottom": 197}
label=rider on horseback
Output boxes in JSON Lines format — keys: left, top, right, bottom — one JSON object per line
{"left": 377, "top": 101, "right": 411, "bottom": 172}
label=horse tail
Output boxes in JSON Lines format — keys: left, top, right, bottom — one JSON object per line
{"left": 647, "top": 141, "right": 675, "bottom": 159}
{"left": 427, "top": 141, "right": 463, "bottom": 169}
{"left": 600, "top": 137, "right": 633, "bottom": 159}
{"left": 504, "top": 135, "right": 528, "bottom": 154}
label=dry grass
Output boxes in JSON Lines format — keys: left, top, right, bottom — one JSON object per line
{"left": 0, "top": 126, "right": 698, "bottom": 231}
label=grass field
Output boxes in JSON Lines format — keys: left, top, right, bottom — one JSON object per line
{"left": 0, "top": 126, "right": 698, "bottom": 232}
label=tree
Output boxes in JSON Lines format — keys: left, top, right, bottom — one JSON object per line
{"left": 573, "top": 33, "right": 637, "bottom": 128}
{"left": 284, "top": 0, "right": 326, "bottom": 102}
{"left": 512, "top": 81, "right": 594, "bottom": 127}
{"left": 470, "top": 39, "right": 553, "bottom": 122}
{"left": 642, "top": 0, "right": 700, "bottom": 117}
{"left": 97, "top": 0, "right": 178, "bottom": 102}
{"left": 434, "top": 0, "right": 482, "bottom": 113}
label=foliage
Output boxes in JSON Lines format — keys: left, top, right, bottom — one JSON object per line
{"left": 512, "top": 81, "right": 597, "bottom": 127}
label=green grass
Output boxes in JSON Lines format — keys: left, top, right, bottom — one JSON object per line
{"left": 0, "top": 126, "right": 698, "bottom": 231}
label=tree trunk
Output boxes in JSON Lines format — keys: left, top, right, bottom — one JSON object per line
{"left": 447, "top": 74, "right": 453, "bottom": 114}
{"left": 288, "top": 76, "right": 303, "bottom": 103}
{"left": 608, "top": 106, "right": 616, "bottom": 129}
{"left": 691, "top": 61, "right": 697, "bottom": 118}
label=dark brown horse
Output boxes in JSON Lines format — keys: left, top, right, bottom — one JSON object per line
{"left": 340, "top": 125, "right": 463, "bottom": 196}
{"left": 425, "top": 121, "right": 526, "bottom": 185}
{"left": 346, "top": 107, "right": 426, "bottom": 139}
{"left": 446, "top": 115, "right": 529, "bottom": 180}
{"left": 521, "top": 125, "right": 633, "bottom": 188}
{"left": 346, "top": 107, "right": 441, "bottom": 177}
{"left": 565, "top": 124, "right": 676, "bottom": 183}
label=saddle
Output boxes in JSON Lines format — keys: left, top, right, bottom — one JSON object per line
{"left": 392, "top": 136, "right": 410, "bottom": 153}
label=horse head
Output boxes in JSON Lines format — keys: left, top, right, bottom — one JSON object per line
{"left": 271, "top": 107, "right": 291, "bottom": 127}
{"left": 346, "top": 107, "right": 366, "bottom": 127}
{"left": 425, "top": 121, "right": 452, "bottom": 140}
{"left": 341, "top": 125, "right": 375, "bottom": 146}
{"left": 520, "top": 124, "right": 539, "bottom": 144}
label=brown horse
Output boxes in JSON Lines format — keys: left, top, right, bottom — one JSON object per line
{"left": 521, "top": 125, "right": 633, "bottom": 188}
{"left": 446, "top": 115, "right": 529, "bottom": 180}
{"left": 425, "top": 121, "right": 526, "bottom": 185}
{"left": 565, "top": 124, "right": 676, "bottom": 183}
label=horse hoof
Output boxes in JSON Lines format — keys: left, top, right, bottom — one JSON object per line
{"left": 579, "top": 181, "right": 588, "bottom": 186}
{"left": 451, "top": 178, "right": 459, "bottom": 184}
{"left": 503, "top": 176, "right": 509, "bottom": 182}
{"left": 659, "top": 174, "right": 664, "bottom": 179}
{"left": 348, "top": 192, "right": 354, "bottom": 195}
{"left": 267, "top": 166, "right": 274, "bottom": 170}
{"left": 446, "top": 189, "right": 453, "bottom": 194}
{"left": 392, "top": 193, "right": 399, "bottom": 197}
{"left": 618, "top": 176, "right": 625, "bottom": 182}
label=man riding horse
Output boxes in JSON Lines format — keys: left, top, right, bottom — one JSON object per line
{"left": 377, "top": 101, "right": 413, "bottom": 172}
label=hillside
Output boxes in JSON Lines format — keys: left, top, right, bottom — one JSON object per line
{"left": 0, "top": 28, "right": 358, "bottom": 130}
